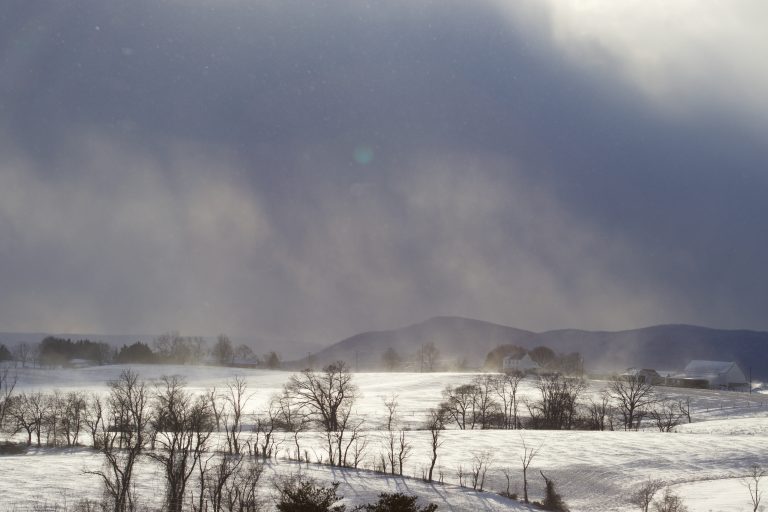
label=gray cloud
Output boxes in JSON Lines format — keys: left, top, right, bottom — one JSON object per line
{"left": 497, "top": 0, "right": 768, "bottom": 128}
{"left": 0, "top": 1, "right": 767, "bottom": 346}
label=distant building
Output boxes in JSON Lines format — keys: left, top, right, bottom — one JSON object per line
{"left": 502, "top": 353, "right": 540, "bottom": 374}
{"left": 677, "top": 360, "right": 748, "bottom": 390}
{"left": 621, "top": 368, "right": 662, "bottom": 384}
{"left": 67, "top": 358, "right": 94, "bottom": 368}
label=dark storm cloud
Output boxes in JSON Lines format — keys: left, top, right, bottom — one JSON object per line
{"left": 1, "top": 1, "right": 766, "bottom": 343}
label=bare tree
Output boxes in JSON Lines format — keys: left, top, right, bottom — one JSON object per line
{"left": 197, "top": 454, "right": 241, "bottom": 512}
{"left": 586, "top": 391, "right": 613, "bottom": 431}
{"left": 677, "top": 397, "right": 692, "bottom": 424}
{"left": 222, "top": 458, "right": 263, "bottom": 511}
{"left": 212, "top": 334, "right": 234, "bottom": 366}
{"left": 528, "top": 374, "right": 584, "bottom": 430}
{"left": 493, "top": 372, "right": 523, "bottom": 429}
{"left": 9, "top": 393, "right": 39, "bottom": 445}
{"left": 469, "top": 451, "right": 493, "bottom": 491}
{"left": 345, "top": 422, "right": 370, "bottom": 469}
{"left": 333, "top": 404, "right": 367, "bottom": 467}
{"left": 396, "top": 428, "right": 412, "bottom": 476}
{"left": 284, "top": 361, "right": 359, "bottom": 466}
{"left": 235, "top": 344, "right": 257, "bottom": 364}
{"left": 252, "top": 396, "right": 282, "bottom": 460}
{"left": 263, "top": 351, "right": 281, "bottom": 370}
{"left": 60, "top": 391, "right": 87, "bottom": 446}
{"left": 154, "top": 332, "right": 207, "bottom": 364}
{"left": 380, "top": 394, "right": 412, "bottom": 475}
{"left": 0, "top": 368, "right": 16, "bottom": 438}
{"left": 424, "top": 408, "right": 445, "bottom": 482}
{"left": 608, "top": 375, "right": 656, "bottom": 431}
{"left": 13, "top": 343, "right": 31, "bottom": 368}
{"left": 26, "top": 391, "right": 50, "bottom": 446}
{"left": 649, "top": 400, "right": 683, "bottom": 432}
{"left": 222, "top": 376, "right": 251, "bottom": 455}
{"left": 205, "top": 387, "right": 224, "bottom": 432}
{"left": 382, "top": 348, "right": 402, "bottom": 371}
{"left": 382, "top": 394, "right": 399, "bottom": 474}
{"left": 440, "top": 383, "right": 480, "bottom": 430}
{"left": 87, "top": 369, "right": 150, "bottom": 512}
{"left": 422, "top": 342, "right": 439, "bottom": 372}
{"left": 84, "top": 393, "right": 105, "bottom": 449}
{"left": 629, "top": 478, "right": 665, "bottom": 512}
{"left": 148, "top": 375, "right": 215, "bottom": 512}
{"left": 471, "top": 375, "right": 500, "bottom": 429}
{"left": 285, "top": 361, "right": 358, "bottom": 432}
{"left": 275, "top": 390, "right": 311, "bottom": 461}
{"left": 742, "top": 464, "right": 766, "bottom": 512}
{"left": 45, "top": 390, "right": 65, "bottom": 446}
{"left": 519, "top": 432, "right": 542, "bottom": 504}
{"left": 499, "top": 466, "right": 518, "bottom": 498}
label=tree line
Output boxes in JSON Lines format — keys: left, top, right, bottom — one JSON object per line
{"left": 436, "top": 372, "right": 692, "bottom": 432}
{"left": 0, "top": 333, "right": 281, "bottom": 369}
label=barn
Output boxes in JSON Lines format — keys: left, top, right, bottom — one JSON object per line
{"left": 680, "top": 360, "right": 748, "bottom": 390}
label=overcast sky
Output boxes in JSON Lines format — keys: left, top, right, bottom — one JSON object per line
{"left": 1, "top": 1, "right": 767, "bottom": 344}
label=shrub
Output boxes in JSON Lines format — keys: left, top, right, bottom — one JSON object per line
{"left": 652, "top": 488, "right": 688, "bottom": 512}
{"left": 275, "top": 477, "right": 346, "bottom": 512}
{"left": 357, "top": 492, "right": 438, "bottom": 512}
{"left": 539, "top": 471, "right": 568, "bottom": 511}
{"left": 0, "top": 442, "right": 26, "bottom": 455}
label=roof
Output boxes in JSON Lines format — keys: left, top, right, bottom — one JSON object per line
{"left": 683, "top": 360, "right": 736, "bottom": 376}
{"left": 623, "top": 368, "right": 660, "bottom": 377}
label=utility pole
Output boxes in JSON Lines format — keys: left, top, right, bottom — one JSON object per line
{"left": 355, "top": 351, "right": 359, "bottom": 372}
{"left": 420, "top": 344, "right": 424, "bottom": 373}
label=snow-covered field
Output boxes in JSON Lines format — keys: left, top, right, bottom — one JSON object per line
{"left": 2, "top": 365, "right": 767, "bottom": 511}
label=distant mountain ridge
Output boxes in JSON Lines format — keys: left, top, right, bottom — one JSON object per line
{"left": 293, "top": 316, "right": 768, "bottom": 379}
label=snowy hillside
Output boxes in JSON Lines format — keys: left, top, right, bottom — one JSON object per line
{"left": 2, "top": 364, "right": 767, "bottom": 511}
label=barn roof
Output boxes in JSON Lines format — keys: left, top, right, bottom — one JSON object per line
{"left": 683, "top": 360, "right": 736, "bottom": 377}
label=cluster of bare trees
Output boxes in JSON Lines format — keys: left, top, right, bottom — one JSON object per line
{"left": 629, "top": 479, "right": 689, "bottom": 512}
{"left": 527, "top": 374, "right": 585, "bottom": 430}
{"left": 509, "top": 367, "right": 698, "bottom": 434}
{"left": 378, "top": 394, "right": 412, "bottom": 475}
{"left": 0, "top": 362, "right": 374, "bottom": 511}
{"left": 2, "top": 388, "right": 92, "bottom": 447}
{"left": 438, "top": 373, "right": 524, "bottom": 430}
{"left": 82, "top": 370, "right": 267, "bottom": 512}
{"left": 607, "top": 376, "right": 692, "bottom": 432}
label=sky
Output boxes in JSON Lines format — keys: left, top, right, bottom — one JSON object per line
{"left": 1, "top": 1, "right": 767, "bottom": 345}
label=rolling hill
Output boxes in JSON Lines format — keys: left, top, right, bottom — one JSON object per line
{"left": 291, "top": 316, "right": 768, "bottom": 378}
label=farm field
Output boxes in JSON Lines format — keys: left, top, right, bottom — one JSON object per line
{"left": 2, "top": 364, "right": 767, "bottom": 511}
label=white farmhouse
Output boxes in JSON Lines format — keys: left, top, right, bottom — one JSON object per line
{"left": 502, "top": 353, "right": 540, "bottom": 373}
{"left": 681, "top": 360, "right": 748, "bottom": 390}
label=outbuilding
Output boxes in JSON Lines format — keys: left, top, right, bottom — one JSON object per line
{"left": 680, "top": 360, "right": 748, "bottom": 390}
{"left": 502, "top": 353, "right": 540, "bottom": 374}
